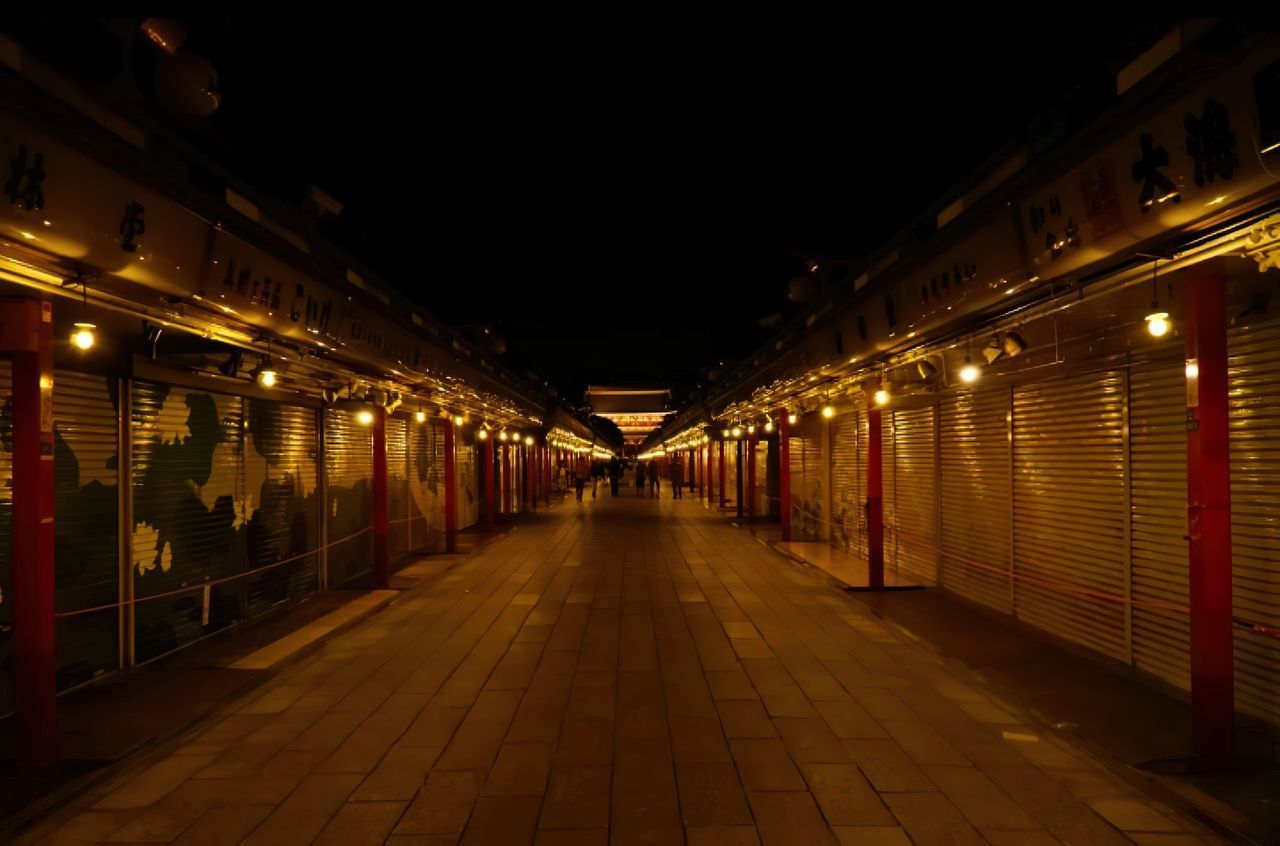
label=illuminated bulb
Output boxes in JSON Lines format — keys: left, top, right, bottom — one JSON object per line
{"left": 415, "top": 410, "right": 427, "bottom": 423}
{"left": 256, "top": 369, "right": 277, "bottom": 388}
{"left": 356, "top": 409, "right": 374, "bottom": 426}
{"left": 959, "top": 362, "right": 981, "bottom": 384}
{"left": 747, "top": 424, "right": 755, "bottom": 434}
{"left": 731, "top": 426, "right": 742, "bottom": 438}
{"left": 874, "top": 389, "right": 890, "bottom": 406}
{"left": 1185, "top": 361, "right": 1199, "bottom": 379}
{"left": 70, "top": 322, "right": 96, "bottom": 350}
{"left": 764, "top": 421, "right": 774, "bottom": 433}
{"left": 787, "top": 413, "right": 797, "bottom": 424}
{"left": 1145, "top": 311, "right": 1170, "bottom": 337}
{"left": 477, "top": 428, "right": 488, "bottom": 440}
{"left": 524, "top": 436, "right": 534, "bottom": 446}
{"left": 454, "top": 415, "right": 465, "bottom": 426}
{"left": 721, "top": 428, "right": 730, "bottom": 438}
{"left": 499, "top": 431, "right": 508, "bottom": 441}
{"left": 821, "top": 405, "right": 835, "bottom": 419}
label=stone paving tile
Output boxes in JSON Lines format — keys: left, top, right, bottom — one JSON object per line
{"left": 28, "top": 497, "right": 1227, "bottom": 846}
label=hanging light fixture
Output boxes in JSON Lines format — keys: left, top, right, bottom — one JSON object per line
{"left": 874, "top": 381, "right": 891, "bottom": 406}
{"left": 454, "top": 414, "right": 465, "bottom": 426}
{"left": 959, "top": 336, "right": 981, "bottom": 384}
{"left": 821, "top": 404, "right": 835, "bottom": 418}
{"left": 70, "top": 278, "right": 95, "bottom": 350}
{"left": 415, "top": 410, "right": 427, "bottom": 423}
{"left": 763, "top": 419, "right": 774, "bottom": 433}
{"left": 356, "top": 408, "right": 375, "bottom": 426}
{"left": 731, "top": 425, "right": 742, "bottom": 438}
{"left": 1145, "top": 259, "right": 1170, "bottom": 337}
{"left": 477, "top": 428, "right": 489, "bottom": 440}
{"left": 499, "top": 430, "right": 509, "bottom": 441}
{"left": 787, "top": 412, "right": 797, "bottom": 425}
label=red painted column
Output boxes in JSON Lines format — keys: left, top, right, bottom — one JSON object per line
{"left": 483, "top": 438, "right": 495, "bottom": 529}
{"left": 7, "top": 299, "right": 56, "bottom": 767}
{"left": 371, "top": 408, "right": 389, "bottom": 588}
{"left": 867, "top": 406, "right": 885, "bottom": 590}
{"left": 735, "top": 440, "right": 744, "bottom": 520}
{"left": 1186, "top": 264, "right": 1234, "bottom": 767}
{"left": 718, "top": 440, "right": 726, "bottom": 509}
{"left": 702, "top": 445, "right": 708, "bottom": 502}
{"left": 747, "top": 435, "right": 757, "bottom": 522}
{"left": 443, "top": 420, "right": 457, "bottom": 554}
{"left": 778, "top": 409, "right": 791, "bottom": 543}
{"left": 502, "top": 443, "right": 512, "bottom": 517}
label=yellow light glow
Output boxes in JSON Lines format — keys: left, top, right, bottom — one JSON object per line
{"left": 1186, "top": 361, "right": 1199, "bottom": 379}
{"left": 764, "top": 421, "right": 774, "bottom": 433}
{"left": 70, "top": 323, "right": 96, "bottom": 350}
{"left": 731, "top": 426, "right": 742, "bottom": 438}
{"left": 415, "top": 410, "right": 427, "bottom": 423}
{"left": 747, "top": 424, "right": 755, "bottom": 434}
{"left": 787, "top": 413, "right": 797, "bottom": 425}
{"left": 874, "top": 389, "right": 890, "bottom": 406}
{"left": 478, "top": 428, "right": 488, "bottom": 440}
{"left": 256, "top": 369, "right": 277, "bottom": 388}
{"left": 356, "top": 409, "right": 374, "bottom": 426}
{"left": 721, "top": 429, "right": 730, "bottom": 438}
{"left": 821, "top": 405, "right": 835, "bottom": 419}
{"left": 959, "top": 363, "right": 980, "bottom": 384}
{"left": 1146, "top": 312, "right": 1170, "bottom": 338}
{"left": 499, "top": 431, "right": 508, "bottom": 441}
{"left": 454, "top": 415, "right": 465, "bottom": 426}
{"left": 524, "top": 436, "right": 534, "bottom": 446}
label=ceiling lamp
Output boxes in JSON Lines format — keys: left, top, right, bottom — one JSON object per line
{"left": 1145, "top": 258, "right": 1170, "bottom": 338}
{"left": 764, "top": 419, "right": 774, "bottom": 433}
{"left": 415, "top": 410, "right": 427, "bottom": 423}
{"left": 1002, "top": 331, "right": 1027, "bottom": 357}
{"left": 477, "top": 428, "right": 489, "bottom": 440}
{"left": 355, "top": 408, "right": 374, "bottom": 426}
{"left": 70, "top": 322, "right": 96, "bottom": 351}
{"left": 821, "top": 405, "right": 835, "bottom": 418}
{"left": 874, "top": 385, "right": 891, "bottom": 406}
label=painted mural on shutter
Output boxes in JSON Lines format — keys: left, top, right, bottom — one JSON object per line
{"left": 131, "top": 382, "right": 245, "bottom": 663}
{"left": 458, "top": 442, "right": 479, "bottom": 528}
{"left": 53, "top": 371, "right": 120, "bottom": 689}
{"left": 324, "top": 407, "right": 373, "bottom": 586}
{"left": 1012, "top": 371, "right": 1128, "bottom": 662}
{"left": 1227, "top": 313, "right": 1280, "bottom": 727}
{"left": 893, "top": 403, "right": 939, "bottom": 586}
{"left": 791, "top": 413, "right": 824, "bottom": 540}
{"left": 0, "top": 364, "right": 12, "bottom": 714}
{"left": 940, "top": 387, "right": 1012, "bottom": 613}
{"left": 881, "top": 410, "right": 898, "bottom": 577}
{"left": 1129, "top": 351, "right": 1191, "bottom": 691}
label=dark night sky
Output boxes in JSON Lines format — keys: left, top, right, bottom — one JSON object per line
{"left": 175, "top": 17, "right": 1181, "bottom": 400}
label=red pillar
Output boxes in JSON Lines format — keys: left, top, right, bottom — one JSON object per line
{"left": 718, "top": 440, "right": 726, "bottom": 509}
{"left": 735, "top": 440, "right": 744, "bottom": 520}
{"left": 1186, "top": 264, "right": 1234, "bottom": 767}
{"left": 444, "top": 421, "right": 457, "bottom": 554}
{"left": 502, "top": 443, "right": 512, "bottom": 517}
{"left": 747, "top": 435, "right": 757, "bottom": 522}
{"left": 6, "top": 299, "right": 56, "bottom": 767}
{"left": 372, "top": 408, "right": 389, "bottom": 588}
{"left": 867, "top": 406, "right": 884, "bottom": 590}
{"left": 702, "top": 445, "right": 708, "bottom": 502}
{"left": 777, "top": 409, "right": 791, "bottom": 543}
{"left": 483, "top": 438, "right": 495, "bottom": 529}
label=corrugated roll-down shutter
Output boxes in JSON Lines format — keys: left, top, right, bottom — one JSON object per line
{"left": 753, "top": 440, "right": 768, "bottom": 516}
{"left": 386, "top": 415, "right": 409, "bottom": 562}
{"left": 830, "top": 407, "right": 861, "bottom": 557}
{"left": 405, "top": 422, "right": 430, "bottom": 552}
{"left": 1129, "top": 349, "right": 1191, "bottom": 692}
{"left": 1228, "top": 313, "right": 1280, "bottom": 727}
{"left": 0, "top": 363, "right": 13, "bottom": 715}
{"left": 132, "top": 382, "right": 246, "bottom": 664}
{"left": 53, "top": 371, "right": 120, "bottom": 689}
{"left": 940, "top": 387, "right": 1012, "bottom": 614}
{"left": 881, "top": 409, "right": 897, "bottom": 576}
{"left": 792, "top": 413, "right": 823, "bottom": 540}
{"left": 1013, "top": 371, "right": 1128, "bottom": 662}
{"left": 893, "top": 403, "right": 939, "bottom": 586}
{"left": 324, "top": 407, "right": 373, "bottom": 586}
{"left": 464, "top": 442, "right": 481, "bottom": 528}
{"left": 243, "top": 399, "right": 319, "bottom": 617}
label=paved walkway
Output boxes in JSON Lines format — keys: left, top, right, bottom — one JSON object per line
{"left": 29, "top": 495, "right": 1222, "bottom": 845}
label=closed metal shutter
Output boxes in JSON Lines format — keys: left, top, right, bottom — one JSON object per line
{"left": 1227, "top": 313, "right": 1280, "bottom": 727}
{"left": 1129, "top": 351, "right": 1191, "bottom": 691}
{"left": 324, "top": 407, "right": 373, "bottom": 586}
{"left": 893, "top": 403, "right": 939, "bottom": 585}
{"left": 243, "top": 399, "right": 319, "bottom": 617}
{"left": 458, "top": 441, "right": 479, "bottom": 528}
{"left": 53, "top": 371, "right": 120, "bottom": 689}
{"left": 410, "top": 421, "right": 445, "bottom": 551}
{"left": 830, "top": 406, "right": 863, "bottom": 557}
{"left": 940, "top": 387, "right": 1012, "bottom": 613}
{"left": 1012, "top": 371, "right": 1128, "bottom": 662}
{"left": 386, "top": 415, "right": 409, "bottom": 561}
{"left": 404, "top": 420, "right": 431, "bottom": 552}
{"left": 791, "top": 413, "right": 823, "bottom": 540}
{"left": 882, "top": 409, "right": 897, "bottom": 576}
{"left": 0, "top": 363, "right": 12, "bottom": 715}
{"left": 132, "top": 382, "right": 246, "bottom": 663}
{"left": 752, "top": 440, "right": 768, "bottom": 517}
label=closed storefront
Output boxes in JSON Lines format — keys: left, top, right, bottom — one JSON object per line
{"left": 458, "top": 438, "right": 479, "bottom": 528}
{"left": 0, "top": 364, "right": 13, "bottom": 713}
{"left": 1227, "top": 312, "right": 1280, "bottom": 727}
{"left": 939, "top": 387, "right": 1012, "bottom": 613}
{"left": 387, "top": 414, "right": 409, "bottom": 562}
{"left": 324, "top": 406, "right": 373, "bottom": 587}
{"left": 830, "top": 403, "right": 864, "bottom": 558}
{"left": 790, "top": 412, "right": 825, "bottom": 540}
{"left": 1012, "top": 371, "right": 1128, "bottom": 662}
{"left": 407, "top": 420, "right": 445, "bottom": 553}
{"left": 892, "top": 403, "right": 939, "bottom": 585}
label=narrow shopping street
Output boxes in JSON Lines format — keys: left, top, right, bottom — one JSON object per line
{"left": 30, "top": 495, "right": 1218, "bottom": 845}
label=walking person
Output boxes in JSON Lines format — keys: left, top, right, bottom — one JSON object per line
{"left": 670, "top": 456, "right": 683, "bottom": 499}
{"left": 649, "top": 460, "right": 661, "bottom": 497}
